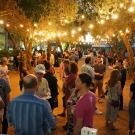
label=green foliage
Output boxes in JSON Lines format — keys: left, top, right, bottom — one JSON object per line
{"left": 61, "top": 42, "right": 68, "bottom": 50}
{"left": 0, "top": 50, "right": 19, "bottom": 58}
{"left": 0, "top": 50, "right": 10, "bottom": 58}
{"left": 15, "top": 0, "right": 50, "bottom": 22}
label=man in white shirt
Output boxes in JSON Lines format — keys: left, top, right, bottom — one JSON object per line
{"left": 22, "top": 64, "right": 51, "bottom": 97}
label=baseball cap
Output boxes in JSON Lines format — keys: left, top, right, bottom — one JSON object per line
{"left": 35, "top": 64, "right": 45, "bottom": 74}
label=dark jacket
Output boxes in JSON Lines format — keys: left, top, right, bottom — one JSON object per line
{"left": 120, "top": 67, "right": 126, "bottom": 89}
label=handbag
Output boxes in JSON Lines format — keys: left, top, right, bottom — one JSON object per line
{"left": 110, "top": 88, "right": 119, "bottom": 109}
{"left": 68, "top": 85, "right": 75, "bottom": 94}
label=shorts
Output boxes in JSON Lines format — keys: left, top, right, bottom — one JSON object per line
{"left": 94, "top": 79, "right": 103, "bottom": 91}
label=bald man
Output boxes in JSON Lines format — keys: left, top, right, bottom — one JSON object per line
{"left": 7, "top": 74, "right": 56, "bottom": 135}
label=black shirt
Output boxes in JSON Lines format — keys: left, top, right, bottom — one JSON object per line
{"left": 20, "top": 70, "right": 28, "bottom": 79}
{"left": 43, "top": 72, "right": 59, "bottom": 97}
{"left": 130, "top": 83, "right": 135, "bottom": 100}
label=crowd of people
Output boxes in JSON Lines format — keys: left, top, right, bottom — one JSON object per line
{"left": 0, "top": 47, "right": 134, "bottom": 135}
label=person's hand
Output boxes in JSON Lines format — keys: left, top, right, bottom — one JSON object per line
{"left": 99, "top": 74, "right": 103, "bottom": 77}
{"left": 95, "top": 73, "right": 99, "bottom": 76}
{"left": 7, "top": 70, "right": 11, "bottom": 75}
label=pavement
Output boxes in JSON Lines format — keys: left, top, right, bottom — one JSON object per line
{"left": 7, "top": 57, "right": 133, "bottom": 135}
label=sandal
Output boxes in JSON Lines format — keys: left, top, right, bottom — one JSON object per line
{"left": 109, "top": 126, "right": 119, "bottom": 130}
{"left": 57, "top": 113, "right": 66, "bottom": 117}
{"left": 98, "top": 99, "right": 103, "bottom": 103}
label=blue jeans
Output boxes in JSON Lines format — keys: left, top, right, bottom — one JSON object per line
{"left": 129, "top": 99, "right": 135, "bottom": 131}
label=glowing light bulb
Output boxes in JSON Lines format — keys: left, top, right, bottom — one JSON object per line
{"left": 120, "top": 3, "right": 123, "bottom": 7}
{"left": 6, "top": 24, "right": 9, "bottom": 27}
{"left": 72, "top": 35, "right": 74, "bottom": 37}
{"left": 72, "top": 30, "right": 75, "bottom": 34}
{"left": 0, "top": 20, "right": 3, "bottom": 24}
{"left": 113, "top": 14, "right": 118, "bottom": 19}
{"left": 81, "top": 15, "right": 85, "bottom": 18}
{"left": 44, "top": 39, "right": 46, "bottom": 41}
{"left": 120, "top": 31, "right": 122, "bottom": 33}
{"left": 133, "top": 0, "right": 135, "bottom": 2}
{"left": 41, "top": 40, "right": 43, "bottom": 42}
{"left": 39, "top": 32, "right": 42, "bottom": 35}
{"left": 126, "top": 29, "right": 130, "bottom": 33}
{"left": 90, "top": 24, "right": 93, "bottom": 28}
{"left": 129, "top": 7, "right": 134, "bottom": 12}
{"left": 100, "top": 10, "right": 102, "bottom": 13}
{"left": 27, "top": 29, "right": 29, "bottom": 32}
{"left": 34, "top": 24, "right": 37, "bottom": 27}
{"left": 64, "top": 32, "right": 67, "bottom": 35}
{"left": 49, "top": 22, "right": 51, "bottom": 25}
{"left": 113, "top": 34, "right": 115, "bottom": 37}
{"left": 35, "top": 38, "right": 37, "bottom": 40}
{"left": 43, "top": 34, "right": 44, "bottom": 36}
{"left": 58, "top": 33, "right": 61, "bottom": 36}
{"left": 101, "top": 20, "right": 104, "bottom": 24}
{"left": 20, "top": 24, "right": 23, "bottom": 27}
{"left": 65, "top": 20, "right": 67, "bottom": 22}
{"left": 78, "top": 28, "right": 82, "bottom": 31}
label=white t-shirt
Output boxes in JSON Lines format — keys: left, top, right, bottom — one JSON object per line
{"left": 50, "top": 54, "right": 54, "bottom": 65}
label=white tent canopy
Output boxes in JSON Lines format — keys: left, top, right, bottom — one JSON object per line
{"left": 92, "top": 43, "right": 110, "bottom": 48}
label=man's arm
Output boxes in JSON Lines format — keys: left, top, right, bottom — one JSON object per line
{"left": 43, "top": 101, "right": 57, "bottom": 129}
{"left": 6, "top": 92, "right": 11, "bottom": 107}
{"left": 73, "top": 118, "right": 83, "bottom": 135}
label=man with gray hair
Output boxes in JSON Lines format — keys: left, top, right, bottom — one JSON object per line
{"left": 22, "top": 64, "right": 51, "bottom": 97}
{"left": 7, "top": 74, "right": 57, "bottom": 135}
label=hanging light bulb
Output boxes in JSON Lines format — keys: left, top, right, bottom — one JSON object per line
{"left": 129, "top": 7, "right": 134, "bottom": 12}
{"left": 72, "top": 30, "right": 75, "bottom": 34}
{"left": 34, "top": 24, "right": 37, "bottom": 27}
{"left": 78, "top": 28, "right": 82, "bottom": 31}
{"left": 81, "top": 15, "right": 85, "bottom": 18}
{"left": 49, "top": 22, "right": 51, "bottom": 25}
{"left": 72, "top": 35, "right": 74, "bottom": 37}
{"left": 64, "top": 32, "right": 67, "bottom": 35}
{"left": 113, "top": 34, "right": 115, "bottom": 37}
{"left": 27, "top": 29, "right": 29, "bottom": 32}
{"left": 65, "top": 20, "right": 67, "bottom": 22}
{"left": 20, "top": 24, "right": 23, "bottom": 27}
{"left": 0, "top": 20, "right": 3, "bottom": 24}
{"left": 120, "top": 3, "right": 123, "bottom": 7}
{"left": 100, "top": 10, "right": 102, "bottom": 13}
{"left": 90, "top": 24, "right": 93, "bottom": 28}
{"left": 58, "top": 33, "right": 61, "bottom": 36}
{"left": 100, "top": 20, "right": 104, "bottom": 24}
{"left": 6, "top": 24, "right": 9, "bottom": 27}
{"left": 113, "top": 14, "right": 118, "bottom": 19}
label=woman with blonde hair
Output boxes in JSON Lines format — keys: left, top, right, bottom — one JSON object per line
{"left": 105, "top": 69, "right": 121, "bottom": 130}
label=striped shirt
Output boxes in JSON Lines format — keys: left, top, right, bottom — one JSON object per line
{"left": 6, "top": 92, "right": 57, "bottom": 135}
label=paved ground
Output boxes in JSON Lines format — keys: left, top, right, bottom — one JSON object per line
{"left": 6, "top": 57, "right": 133, "bottom": 135}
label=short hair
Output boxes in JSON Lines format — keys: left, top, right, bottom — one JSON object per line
{"left": 79, "top": 73, "right": 92, "bottom": 87}
{"left": 63, "top": 59, "right": 70, "bottom": 64}
{"left": 23, "top": 75, "right": 38, "bottom": 89}
{"left": 70, "top": 62, "right": 78, "bottom": 73}
{"left": 44, "top": 61, "right": 51, "bottom": 70}
{"left": 85, "top": 57, "right": 91, "bottom": 64}
{"left": 97, "top": 56, "right": 101, "bottom": 59}
{"left": 118, "top": 59, "right": 123, "bottom": 65}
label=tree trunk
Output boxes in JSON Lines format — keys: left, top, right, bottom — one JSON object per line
{"left": 64, "top": 42, "right": 69, "bottom": 51}
{"left": 121, "top": 34, "right": 134, "bottom": 76}
{"left": 53, "top": 41, "right": 60, "bottom": 54}
{"left": 5, "top": 26, "right": 33, "bottom": 71}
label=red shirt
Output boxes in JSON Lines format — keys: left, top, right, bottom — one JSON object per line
{"left": 74, "top": 92, "right": 96, "bottom": 134}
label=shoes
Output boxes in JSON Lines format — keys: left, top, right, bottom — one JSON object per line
{"left": 57, "top": 113, "right": 66, "bottom": 117}
{"left": 100, "top": 96, "right": 105, "bottom": 98}
{"left": 119, "top": 107, "right": 123, "bottom": 110}
{"left": 98, "top": 99, "right": 103, "bottom": 103}
{"left": 62, "top": 123, "right": 68, "bottom": 130}
{"left": 95, "top": 109, "right": 102, "bottom": 115}
{"left": 104, "top": 90, "right": 108, "bottom": 95}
